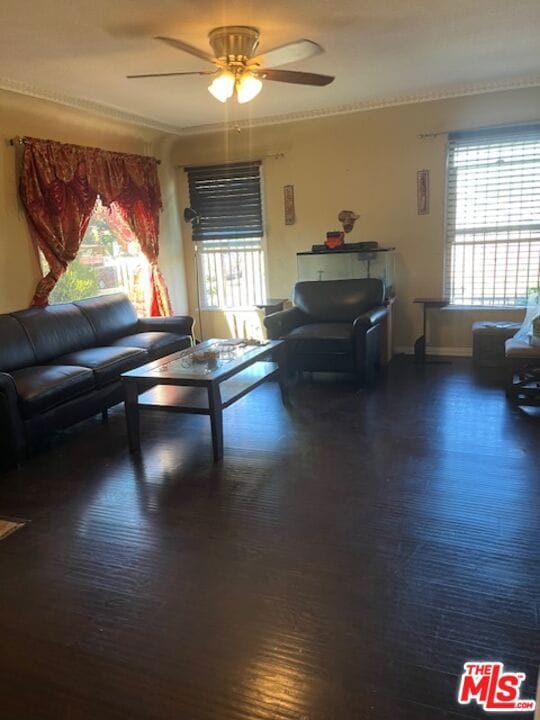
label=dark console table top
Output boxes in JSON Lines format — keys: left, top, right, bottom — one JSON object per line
{"left": 255, "top": 299, "right": 287, "bottom": 315}
{"left": 414, "top": 298, "right": 449, "bottom": 307}
{"left": 297, "top": 247, "right": 395, "bottom": 256}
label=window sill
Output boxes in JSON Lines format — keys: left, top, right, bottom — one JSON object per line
{"left": 444, "top": 305, "right": 526, "bottom": 312}
{"left": 199, "top": 307, "right": 261, "bottom": 312}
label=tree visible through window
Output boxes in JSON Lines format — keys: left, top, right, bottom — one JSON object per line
{"left": 46, "top": 199, "right": 151, "bottom": 315}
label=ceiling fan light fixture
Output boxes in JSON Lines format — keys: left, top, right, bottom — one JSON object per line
{"left": 133, "top": 29, "right": 334, "bottom": 102}
{"left": 208, "top": 70, "right": 235, "bottom": 102}
{"left": 236, "top": 72, "right": 263, "bottom": 104}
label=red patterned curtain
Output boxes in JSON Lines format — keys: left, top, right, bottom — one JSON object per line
{"left": 19, "top": 137, "right": 171, "bottom": 315}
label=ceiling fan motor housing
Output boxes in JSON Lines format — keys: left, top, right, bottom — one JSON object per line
{"left": 208, "top": 26, "right": 260, "bottom": 66}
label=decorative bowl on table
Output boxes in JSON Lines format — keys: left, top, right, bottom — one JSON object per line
{"left": 191, "top": 348, "right": 219, "bottom": 366}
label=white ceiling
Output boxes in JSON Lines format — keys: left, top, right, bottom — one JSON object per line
{"left": 1, "top": 0, "right": 539, "bottom": 133}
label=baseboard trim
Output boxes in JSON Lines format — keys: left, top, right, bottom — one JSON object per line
{"left": 395, "top": 346, "right": 472, "bottom": 358}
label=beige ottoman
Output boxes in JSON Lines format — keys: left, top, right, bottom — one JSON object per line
{"left": 472, "top": 321, "right": 521, "bottom": 368}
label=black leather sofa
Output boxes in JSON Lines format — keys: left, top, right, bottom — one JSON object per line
{"left": 264, "top": 278, "right": 387, "bottom": 382}
{"left": 0, "top": 293, "right": 193, "bottom": 466}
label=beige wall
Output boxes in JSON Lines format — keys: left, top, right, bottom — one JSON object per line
{"left": 0, "top": 88, "right": 188, "bottom": 314}
{"left": 173, "top": 87, "right": 540, "bottom": 351}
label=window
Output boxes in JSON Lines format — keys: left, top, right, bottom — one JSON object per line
{"left": 445, "top": 125, "right": 540, "bottom": 306}
{"left": 186, "top": 162, "right": 265, "bottom": 309}
{"left": 46, "top": 199, "right": 151, "bottom": 315}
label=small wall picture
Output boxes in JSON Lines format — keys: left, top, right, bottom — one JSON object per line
{"left": 283, "top": 184, "right": 296, "bottom": 225}
{"left": 417, "top": 169, "right": 430, "bottom": 215}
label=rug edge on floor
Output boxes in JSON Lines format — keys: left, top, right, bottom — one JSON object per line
{"left": 0, "top": 518, "right": 27, "bottom": 541}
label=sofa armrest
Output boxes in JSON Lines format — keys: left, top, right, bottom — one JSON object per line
{"left": 0, "top": 372, "right": 25, "bottom": 464}
{"left": 353, "top": 305, "right": 388, "bottom": 333}
{"left": 264, "top": 307, "right": 307, "bottom": 339}
{"left": 137, "top": 315, "right": 194, "bottom": 338}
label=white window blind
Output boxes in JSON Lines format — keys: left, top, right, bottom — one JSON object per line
{"left": 445, "top": 124, "right": 540, "bottom": 306}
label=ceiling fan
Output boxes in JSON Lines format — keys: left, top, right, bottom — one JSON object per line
{"left": 127, "top": 26, "right": 334, "bottom": 104}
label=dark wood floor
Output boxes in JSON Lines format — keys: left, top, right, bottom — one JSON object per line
{"left": 0, "top": 357, "right": 538, "bottom": 719}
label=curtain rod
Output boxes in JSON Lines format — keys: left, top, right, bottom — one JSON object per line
{"left": 9, "top": 135, "right": 161, "bottom": 164}
{"left": 175, "top": 151, "right": 285, "bottom": 170}
{"left": 418, "top": 119, "right": 540, "bottom": 139}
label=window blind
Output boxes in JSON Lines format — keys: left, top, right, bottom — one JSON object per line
{"left": 445, "top": 124, "right": 540, "bottom": 306}
{"left": 186, "top": 161, "right": 263, "bottom": 242}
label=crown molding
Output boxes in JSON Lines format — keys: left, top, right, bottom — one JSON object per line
{"left": 178, "top": 76, "right": 540, "bottom": 136}
{"left": 1, "top": 73, "right": 539, "bottom": 138}
{"left": 0, "top": 76, "right": 184, "bottom": 137}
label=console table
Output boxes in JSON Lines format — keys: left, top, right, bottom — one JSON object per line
{"left": 413, "top": 298, "right": 449, "bottom": 364}
{"left": 255, "top": 298, "right": 287, "bottom": 316}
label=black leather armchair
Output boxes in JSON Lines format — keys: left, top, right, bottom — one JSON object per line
{"left": 264, "top": 279, "right": 387, "bottom": 382}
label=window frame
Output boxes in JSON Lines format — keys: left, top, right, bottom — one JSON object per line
{"left": 443, "top": 124, "right": 540, "bottom": 309}
{"left": 186, "top": 161, "right": 268, "bottom": 311}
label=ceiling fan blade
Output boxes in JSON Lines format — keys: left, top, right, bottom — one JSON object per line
{"left": 256, "top": 68, "right": 334, "bottom": 86}
{"left": 127, "top": 70, "right": 217, "bottom": 79}
{"left": 155, "top": 36, "right": 216, "bottom": 64}
{"left": 248, "top": 39, "right": 323, "bottom": 69}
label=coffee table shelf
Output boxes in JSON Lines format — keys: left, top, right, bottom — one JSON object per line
{"left": 137, "top": 361, "right": 279, "bottom": 413}
{"left": 122, "top": 340, "right": 287, "bottom": 462}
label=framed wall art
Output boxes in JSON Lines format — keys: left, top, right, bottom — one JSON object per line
{"left": 417, "top": 169, "right": 430, "bottom": 215}
{"left": 283, "top": 184, "right": 296, "bottom": 225}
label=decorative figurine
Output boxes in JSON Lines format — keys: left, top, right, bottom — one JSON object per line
{"left": 338, "top": 210, "right": 360, "bottom": 234}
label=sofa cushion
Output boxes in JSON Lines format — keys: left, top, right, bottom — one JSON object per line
{"left": 74, "top": 294, "right": 139, "bottom": 344}
{"left": 294, "top": 279, "right": 384, "bottom": 322}
{"left": 0, "top": 315, "right": 36, "bottom": 371}
{"left": 11, "top": 365, "right": 95, "bottom": 419}
{"left": 286, "top": 323, "right": 353, "bottom": 354}
{"left": 11, "top": 305, "right": 96, "bottom": 364}
{"left": 54, "top": 346, "right": 148, "bottom": 387}
{"left": 111, "top": 331, "right": 190, "bottom": 358}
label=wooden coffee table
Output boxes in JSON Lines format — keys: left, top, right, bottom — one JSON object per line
{"left": 121, "top": 339, "right": 287, "bottom": 462}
